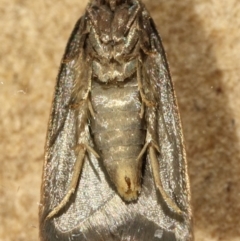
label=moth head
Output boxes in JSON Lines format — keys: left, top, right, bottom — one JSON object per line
{"left": 104, "top": 0, "right": 123, "bottom": 11}
{"left": 109, "top": 0, "right": 116, "bottom": 11}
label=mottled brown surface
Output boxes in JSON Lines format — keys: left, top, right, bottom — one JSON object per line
{"left": 0, "top": 1, "right": 239, "bottom": 241}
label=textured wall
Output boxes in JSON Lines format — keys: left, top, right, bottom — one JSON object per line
{"left": 1, "top": 0, "right": 239, "bottom": 240}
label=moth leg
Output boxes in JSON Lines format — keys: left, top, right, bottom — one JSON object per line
{"left": 137, "top": 61, "right": 155, "bottom": 108}
{"left": 139, "top": 102, "right": 145, "bottom": 119}
{"left": 88, "top": 99, "right": 95, "bottom": 118}
{"left": 136, "top": 140, "right": 158, "bottom": 160}
{"left": 124, "top": 0, "right": 140, "bottom": 35}
{"left": 136, "top": 142, "right": 149, "bottom": 161}
{"left": 85, "top": 143, "right": 100, "bottom": 159}
{"left": 137, "top": 141, "right": 182, "bottom": 215}
{"left": 149, "top": 146, "right": 183, "bottom": 216}
{"left": 46, "top": 144, "right": 88, "bottom": 220}
{"left": 140, "top": 44, "right": 156, "bottom": 56}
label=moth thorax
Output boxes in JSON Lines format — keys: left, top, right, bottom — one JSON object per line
{"left": 106, "top": 160, "right": 142, "bottom": 201}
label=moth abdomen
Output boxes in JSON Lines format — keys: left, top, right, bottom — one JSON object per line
{"left": 91, "top": 79, "right": 146, "bottom": 200}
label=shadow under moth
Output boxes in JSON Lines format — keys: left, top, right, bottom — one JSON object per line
{"left": 39, "top": 0, "right": 193, "bottom": 240}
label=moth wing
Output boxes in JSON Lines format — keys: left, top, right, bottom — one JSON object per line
{"left": 141, "top": 9, "right": 192, "bottom": 227}
{"left": 40, "top": 15, "right": 116, "bottom": 240}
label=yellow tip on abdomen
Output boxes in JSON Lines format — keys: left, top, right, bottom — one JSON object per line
{"left": 114, "top": 165, "right": 141, "bottom": 201}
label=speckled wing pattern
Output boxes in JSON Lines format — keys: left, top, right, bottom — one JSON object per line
{"left": 39, "top": 1, "right": 193, "bottom": 241}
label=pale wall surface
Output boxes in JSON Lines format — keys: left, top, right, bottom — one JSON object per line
{"left": 0, "top": 0, "right": 239, "bottom": 240}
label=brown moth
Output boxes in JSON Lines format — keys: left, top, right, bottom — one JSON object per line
{"left": 39, "top": 0, "right": 193, "bottom": 240}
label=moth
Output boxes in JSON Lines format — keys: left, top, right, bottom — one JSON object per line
{"left": 39, "top": 0, "right": 193, "bottom": 240}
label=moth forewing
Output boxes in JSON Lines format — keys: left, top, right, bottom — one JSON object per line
{"left": 39, "top": 1, "right": 193, "bottom": 241}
